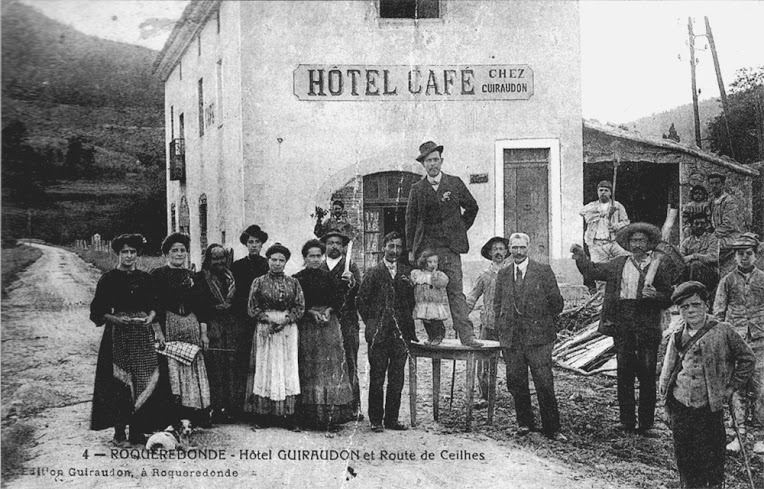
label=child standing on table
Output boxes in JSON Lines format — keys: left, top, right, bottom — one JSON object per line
{"left": 411, "top": 249, "right": 450, "bottom": 346}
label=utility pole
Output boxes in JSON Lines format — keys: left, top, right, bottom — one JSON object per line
{"left": 705, "top": 16, "right": 735, "bottom": 160}
{"left": 688, "top": 17, "right": 702, "bottom": 148}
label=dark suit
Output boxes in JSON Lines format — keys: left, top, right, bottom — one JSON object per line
{"left": 405, "top": 173, "right": 479, "bottom": 343}
{"left": 494, "top": 260, "right": 564, "bottom": 435}
{"left": 356, "top": 260, "right": 416, "bottom": 427}
{"left": 574, "top": 253, "right": 673, "bottom": 430}
{"left": 321, "top": 257, "right": 362, "bottom": 412}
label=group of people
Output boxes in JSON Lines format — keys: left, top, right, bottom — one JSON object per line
{"left": 89, "top": 226, "right": 366, "bottom": 443}
{"left": 90, "top": 139, "right": 762, "bottom": 488}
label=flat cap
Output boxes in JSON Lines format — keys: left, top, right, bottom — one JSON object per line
{"left": 671, "top": 281, "right": 708, "bottom": 304}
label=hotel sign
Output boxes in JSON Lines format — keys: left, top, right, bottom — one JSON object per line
{"left": 293, "top": 65, "right": 533, "bottom": 101}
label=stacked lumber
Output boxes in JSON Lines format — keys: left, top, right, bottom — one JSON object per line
{"left": 554, "top": 290, "right": 618, "bottom": 377}
{"left": 553, "top": 322, "right": 616, "bottom": 376}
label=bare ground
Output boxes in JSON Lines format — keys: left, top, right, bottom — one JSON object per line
{"left": 2, "top": 244, "right": 757, "bottom": 488}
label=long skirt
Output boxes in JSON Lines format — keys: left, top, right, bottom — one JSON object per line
{"left": 164, "top": 311, "right": 210, "bottom": 409}
{"left": 205, "top": 309, "right": 248, "bottom": 415}
{"left": 244, "top": 311, "right": 300, "bottom": 416}
{"left": 91, "top": 312, "right": 168, "bottom": 433}
{"left": 297, "top": 307, "right": 354, "bottom": 427}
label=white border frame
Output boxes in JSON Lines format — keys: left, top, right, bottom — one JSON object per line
{"left": 494, "top": 138, "right": 562, "bottom": 260}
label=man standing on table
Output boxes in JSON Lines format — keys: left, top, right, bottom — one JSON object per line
{"left": 357, "top": 232, "right": 416, "bottom": 433}
{"left": 494, "top": 233, "right": 565, "bottom": 441}
{"left": 570, "top": 223, "right": 673, "bottom": 436}
{"left": 405, "top": 141, "right": 482, "bottom": 348}
{"left": 320, "top": 230, "right": 363, "bottom": 420}
{"left": 467, "top": 236, "right": 511, "bottom": 406}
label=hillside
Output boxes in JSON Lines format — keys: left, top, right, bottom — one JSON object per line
{"left": 2, "top": 2, "right": 163, "bottom": 109}
{"left": 624, "top": 98, "right": 721, "bottom": 146}
{"left": 1, "top": 2, "right": 167, "bottom": 251}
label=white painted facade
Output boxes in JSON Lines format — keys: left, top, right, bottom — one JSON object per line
{"left": 156, "top": 0, "right": 583, "bottom": 281}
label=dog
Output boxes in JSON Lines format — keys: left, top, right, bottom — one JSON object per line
{"left": 145, "top": 419, "right": 193, "bottom": 451}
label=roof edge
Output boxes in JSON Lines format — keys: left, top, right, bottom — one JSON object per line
{"left": 153, "top": 0, "right": 221, "bottom": 82}
{"left": 583, "top": 119, "right": 759, "bottom": 177}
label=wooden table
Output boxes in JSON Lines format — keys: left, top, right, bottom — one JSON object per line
{"left": 408, "top": 339, "right": 503, "bottom": 431}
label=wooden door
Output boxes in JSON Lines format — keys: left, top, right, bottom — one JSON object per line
{"left": 504, "top": 148, "right": 549, "bottom": 262}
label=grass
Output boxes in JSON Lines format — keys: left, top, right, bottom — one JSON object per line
{"left": 1, "top": 422, "right": 36, "bottom": 482}
{"left": 1, "top": 244, "right": 43, "bottom": 295}
{"left": 69, "top": 247, "right": 166, "bottom": 273}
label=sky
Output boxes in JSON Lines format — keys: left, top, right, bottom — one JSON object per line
{"left": 18, "top": 0, "right": 764, "bottom": 125}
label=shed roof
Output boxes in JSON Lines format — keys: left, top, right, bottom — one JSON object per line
{"left": 584, "top": 119, "right": 759, "bottom": 177}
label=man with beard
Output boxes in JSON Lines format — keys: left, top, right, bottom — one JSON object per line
{"left": 467, "top": 236, "right": 511, "bottom": 406}
{"left": 314, "top": 199, "right": 357, "bottom": 241}
{"left": 320, "top": 231, "right": 363, "bottom": 420}
{"left": 680, "top": 213, "right": 719, "bottom": 295}
{"left": 707, "top": 173, "right": 743, "bottom": 277}
{"left": 571, "top": 223, "right": 673, "bottom": 436}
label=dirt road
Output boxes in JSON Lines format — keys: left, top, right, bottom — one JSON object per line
{"left": 1, "top": 244, "right": 618, "bottom": 488}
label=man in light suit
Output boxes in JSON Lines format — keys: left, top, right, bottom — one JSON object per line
{"left": 494, "top": 233, "right": 566, "bottom": 441}
{"left": 405, "top": 140, "right": 481, "bottom": 347}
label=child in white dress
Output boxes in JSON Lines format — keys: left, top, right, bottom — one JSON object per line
{"left": 411, "top": 249, "right": 450, "bottom": 345}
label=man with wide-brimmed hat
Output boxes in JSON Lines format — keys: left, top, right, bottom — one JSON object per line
{"left": 319, "top": 230, "right": 364, "bottom": 419}
{"left": 713, "top": 232, "right": 764, "bottom": 454}
{"left": 467, "top": 236, "right": 511, "bottom": 404}
{"left": 571, "top": 222, "right": 673, "bottom": 436}
{"left": 405, "top": 140, "right": 481, "bottom": 347}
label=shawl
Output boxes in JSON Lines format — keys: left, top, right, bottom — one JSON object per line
{"left": 202, "top": 268, "right": 236, "bottom": 310}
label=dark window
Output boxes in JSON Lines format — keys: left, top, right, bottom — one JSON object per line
{"left": 179, "top": 61, "right": 183, "bottom": 81}
{"left": 199, "top": 194, "right": 208, "bottom": 253}
{"left": 179, "top": 196, "right": 190, "bottom": 235}
{"left": 380, "top": 0, "right": 439, "bottom": 19}
{"left": 197, "top": 35, "right": 201, "bottom": 56}
{"left": 170, "top": 106, "right": 174, "bottom": 139}
{"left": 216, "top": 8, "right": 220, "bottom": 33}
{"left": 198, "top": 78, "right": 204, "bottom": 137}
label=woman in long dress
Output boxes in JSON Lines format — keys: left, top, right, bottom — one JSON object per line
{"left": 293, "top": 239, "right": 355, "bottom": 431}
{"left": 196, "top": 243, "right": 243, "bottom": 423}
{"left": 245, "top": 243, "right": 304, "bottom": 429}
{"left": 90, "top": 233, "right": 168, "bottom": 445}
{"left": 151, "top": 233, "right": 211, "bottom": 426}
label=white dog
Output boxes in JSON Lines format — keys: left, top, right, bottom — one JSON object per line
{"left": 145, "top": 419, "right": 193, "bottom": 451}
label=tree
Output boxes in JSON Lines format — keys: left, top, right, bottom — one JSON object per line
{"left": 707, "top": 66, "right": 764, "bottom": 164}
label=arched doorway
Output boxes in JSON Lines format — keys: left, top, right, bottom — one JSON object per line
{"left": 362, "top": 171, "right": 420, "bottom": 265}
